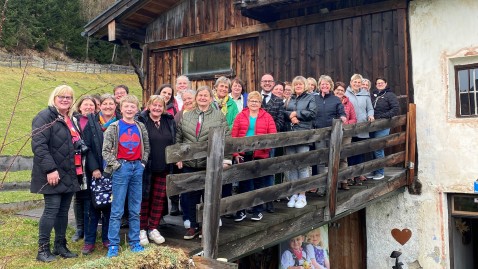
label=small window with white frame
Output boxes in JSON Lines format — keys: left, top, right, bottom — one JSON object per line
{"left": 455, "top": 64, "right": 478, "bottom": 117}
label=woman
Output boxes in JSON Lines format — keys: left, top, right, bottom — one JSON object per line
{"left": 174, "top": 89, "right": 196, "bottom": 124}
{"left": 71, "top": 96, "right": 97, "bottom": 245}
{"left": 312, "top": 75, "right": 346, "bottom": 181}
{"left": 334, "top": 82, "right": 357, "bottom": 189}
{"left": 212, "top": 76, "right": 239, "bottom": 128}
{"left": 361, "top": 78, "right": 372, "bottom": 92}
{"left": 176, "top": 86, "right": 231, "bottom": 240}
{"left": 272, "top": 81, "right": 285, "bottom": 99}
{"left": 80, "top": 94, "right": 118, "bottom": 254}
{"left": 155, "top": 84, "right": 179, "bottom": 116}
{"left": 232, "top": 91, "right": 277, "bottom": 222}
{"left": 138, "top": 95, "right": 176, "bottom": 245}
{"left": 284, "top": 76, "right": 317, "bottom": 209}
{"left": 284, "top": 81, "right": 293, "bottom": 102}
{"left": 345, "top": 74, "right": 374, "bottom": 183}
{"left": 229, "top": 78, "right": 248, "bottom": 113}
{"left": 367, "top": 77, "right": 399, "bottom": 180}
{"left": 307, "top": 77, "right": 318, "bottom": 94}
{"left": 31, "top": 85, "right": 80, "bottom": 262}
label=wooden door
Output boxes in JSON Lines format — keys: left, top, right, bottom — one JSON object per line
{"left": 328, "top": 210, "right": 366, "bottom": 269}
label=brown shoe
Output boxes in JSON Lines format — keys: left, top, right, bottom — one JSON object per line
{"left": 340, "top": 182, "right": 350, "bottom": 190}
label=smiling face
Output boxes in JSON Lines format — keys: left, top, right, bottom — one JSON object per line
{"left": 148, "top": 99, "right": 164, "bottom": 119}
{"left": 289, "top": 236, "right": 304, "bottom": 251}
{"left": 182, "top": 92, "right": 195, "bottom": 111}
{"left": 120, "top": 101, "right": 138, "bottom": 121}
{"left": 350, "top": 78, "right": 362, "bottom": 92}
{"left": 260, "top": 74, "right": 275, "bottom": 93}
{"left": 319, "top": 80, "right": 331, "bottom": 95}
{"left": 362, "top": 80, "right": 371, "bottom": 91}
{"left": 247, "top": 96, "right": 262, "bottom": 113}
{"left": 231, "top": 82, "right": 243, "bottom": 98}
{"left": 334, "top": 85, "right": 346, "bottom": 99}
{"left": 215, "top": 82, "right": 229, "bottom": 99}
{"left": 159, "top": 87, "right": 173, "bottom": 103}
{"left": 79, "top": 99, "right": 96, "bottom": 116}
{"left": 176, "top": 78, "right": 189, "bottom": 93}
{"left": 376, "top": 79, "right": 387, "bottom": 91}
{"left": 100, "top": 98, "right": 116, "bottom": 118}
{"left": 272, "top": 84, "right": 284, "bottom": 98}
{"left": 114, "top": 87, "right": 127, "bottom": 103}
{"left": 293, "top": 81, "right": 305, "bottom": 96}
{"left": 54, "top": 94, "right": 73, "bottom": 115}
{"left": 196, "top": 89, "right": 212, "bottom": 110}
{"left": 284, "top": 85, "right": 293, "bottom": 99}
{"left": 306, "top": 230, "right": 322, "bottom": 246}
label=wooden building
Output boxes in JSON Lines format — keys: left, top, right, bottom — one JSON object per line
{"left": 84, "top": 0, "right": 420, "bottom": 268}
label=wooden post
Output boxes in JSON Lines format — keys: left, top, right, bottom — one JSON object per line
{"left": 202, "top": 126, "right": 226, "bottom": 259}
{"left": 324, "top": 119, "right": 343, "bottom": 221}
{"left": 407, "top": 103, "right": 416, "bottom": 186}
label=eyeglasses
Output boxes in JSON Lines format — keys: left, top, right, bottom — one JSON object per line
{"left": 57, "top": 95, "right": 73, "bottom": 101}
{"left": 248, "top": 100, "right": 261, "bottom": 104}
{"left": 261, "top": 80, "right": 274, "bottom": 83}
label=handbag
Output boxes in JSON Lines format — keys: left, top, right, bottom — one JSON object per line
{"left": 90, "top": 176, "right": 112, "bottom": 210}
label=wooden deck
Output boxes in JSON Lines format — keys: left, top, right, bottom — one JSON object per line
{"left": 157, "top": 167, "right": 406, "bottom": 261}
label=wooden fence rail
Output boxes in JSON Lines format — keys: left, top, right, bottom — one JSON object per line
{"left": 165, "top": 111, "right": 413, "bottom": 259}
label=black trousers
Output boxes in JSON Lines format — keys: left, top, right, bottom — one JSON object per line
{"left": 38, "top": 192, "right": 74, "bottom": 245}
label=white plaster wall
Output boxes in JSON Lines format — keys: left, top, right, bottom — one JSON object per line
{"left": 366, "top": 0, "right": 478, "bottom": 268}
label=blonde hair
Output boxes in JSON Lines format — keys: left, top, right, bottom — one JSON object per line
{"left": 119, "top": 94, "right": 140, "bottom": 109}
{"left": 48, "top": 85, "right": 75, "bottom": 107}
{"left": 146, "top": 95, "right": 167, "bottom": 114}
{"left": 292, "top": 76, "right": 309, "bottom": 92}
{"left": 248, "top": 91, "right": 262, "bottom": 102}
{"left": 307, "top": 77, "right": 318, "bottom": 90}
{"left": 214, "top": 76, "right": 231, "bottom": 89}
{"left": 318, "top": 75, "right": 334, "bottom": 92}
{"left": 350, "top": 73, "right": 363, "bottom": 82}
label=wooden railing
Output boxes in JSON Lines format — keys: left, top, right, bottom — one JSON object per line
{"left": 166, "top": 103, "right": 416, "bottom": 259}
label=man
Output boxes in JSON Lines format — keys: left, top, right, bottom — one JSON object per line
{"left": 175, "top": 75, "right": 190, "bottom": 111}
{"left": 259, "top": 73, "right": 285, "bottom": 213}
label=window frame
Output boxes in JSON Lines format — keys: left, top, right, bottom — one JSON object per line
{"left": 454, "top": 63, "right": 478, "bottom": 118}
{"left": 180, "top": 42, "right": 234, "bottom": 80}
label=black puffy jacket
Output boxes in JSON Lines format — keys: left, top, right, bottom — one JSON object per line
{"left": 313, "top": 92, "right": 346, "bottom": 129}
{"left": 30, "top": 106, "right": 80, "bottom": 194}
{"left": 371, "top": 88, "right": 400, "bottom": 119}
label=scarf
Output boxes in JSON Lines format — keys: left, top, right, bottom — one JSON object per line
{"left": 214, "top": 93, "right": 229, "bottom": 116}
{"left": 99, "top": 112, "right": 117, "bottom": 131}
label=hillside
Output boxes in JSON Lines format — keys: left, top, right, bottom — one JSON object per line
{"left": 0, "top": 66, "right": 142, "bottom": 156}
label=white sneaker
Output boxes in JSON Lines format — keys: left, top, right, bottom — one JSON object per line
{"left": 184, "top": 219, "right": 191, "bottom": 229}
{"left": 148, "top": 229, "right": 165, "bottom": 245}
{"left": 365, "top": 172, "right": 375, "bottom": 179}
{"left": 294, "top": 195, "right": 307, "bottom": 209}
{"left": 139, "top": 230, "right": 149, "bottom": 246}
{"left": 219, "top": 218, "right": 222, "bottom": 227}
{"left": 287, "top": 194, "right": 298, "bottom": 208}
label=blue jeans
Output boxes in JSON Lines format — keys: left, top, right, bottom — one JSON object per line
{"left": 285, "top": 144, "right": 310, "bottom": 181}
{"left": 108, "top": 160, "right": 144, "bottom": 246}
{"left": 84, "top": 199, "right": 110, "bottom": 245}
{"left": 370, "top": 128, "right": 390, "bottom": 175}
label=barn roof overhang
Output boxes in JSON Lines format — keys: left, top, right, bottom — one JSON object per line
{"left": 82, "top": 0, "right": 180, "bottom": 48}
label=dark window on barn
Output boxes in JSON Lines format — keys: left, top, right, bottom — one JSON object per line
{"left": 455, "top": 64, "right": 478, "bottom": 117}
{"left": 182, "top": 42, "right": 232, "bottom": 79}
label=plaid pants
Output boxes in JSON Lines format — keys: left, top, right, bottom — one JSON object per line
{"left": 140, "top": 172, "right": 167, "bottom": 230}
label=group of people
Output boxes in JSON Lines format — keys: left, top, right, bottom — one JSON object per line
{"left": 30, "top": 71, "right": 399, "bottom": 262}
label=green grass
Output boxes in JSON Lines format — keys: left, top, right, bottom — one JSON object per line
{"left": 1, "top": 170, "right": 32, "bottom": 183}
{"left": 0, "top": 66, "right": 142, "bottom": 156}
{"left": 0, "top": 213, "right": 188, "bottom": 269}
{"left": 0, "top": 190, "right": 40, "bottom": 203}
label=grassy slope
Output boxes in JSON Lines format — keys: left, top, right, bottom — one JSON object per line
{"left": 0, "top": 66, "right": 142, "bottom": 156}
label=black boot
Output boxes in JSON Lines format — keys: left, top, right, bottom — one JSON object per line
{"left": 53, "top": 239, "right": 78, "bottom": 258}
{"left": 170, "top": 200, "right": 181, "bottom": 216}
{"left": 266, "top": 202, "right": 275, "bottom": 213}
{"left": 71, "top": 229, "right": 83, "bottom": 242}
{"left": 37, "top": 243, "right": 56, "bottom": 262}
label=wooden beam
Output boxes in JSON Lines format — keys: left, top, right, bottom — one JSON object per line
{"left": 108, "top": 21, "right": 116, "bottom": 41}
{"left": 192, "top": 256, "right": 238, "bottom": 269}
{"left": 324, "top": 119, "right": 343, "bottom": 220}
{"left": 148, "top": 0, "right": 407, "bottom": 50}
{"left": 202, "top": 127, "right": 226, "bottom": 259}
{"left": 165, "top": 115, "right": 406, "bottom": 164}
{"left": 166, "top": 132, "right": 406, "bottom": 196}
{"left": 407, "top": 103, "right": 417, "bottom": 187}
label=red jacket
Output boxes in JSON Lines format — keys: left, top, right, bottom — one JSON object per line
{"left": 231, "top": 108, "right": 277, "bottom": 159}
{"left": 342, "top": 95, "right": 357, "bottom": 124}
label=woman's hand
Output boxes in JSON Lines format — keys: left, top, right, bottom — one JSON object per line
{"left": 92, "top": 169, "right": 102, "bottom": 179}
{"left": 235, "top": 155, "right": 244, "bottom": 164}
{"left": 47, "top": 170, "right": 60, "bottom": 186}
{"left": 340, "top": 116, "right": 347, "bottom": 123}
{"left": 176, "top": 161, "right": 183, "bottom": 169}
{"left": 289, "top": 111, "right": 297, "bottom": 119}
{"left": 291, "top": 117, "right": 300, "bottom": 124}
{"left": 368, "top": 115, "right": 375, "bottom": 122}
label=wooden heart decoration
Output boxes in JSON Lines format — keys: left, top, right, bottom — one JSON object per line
{"left": 391, "top": 228, "right": 412, "bottom": 245}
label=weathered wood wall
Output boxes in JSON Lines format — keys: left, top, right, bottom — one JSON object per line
{"left": 145, "top": 0, "right": 258, "bottom": 43}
